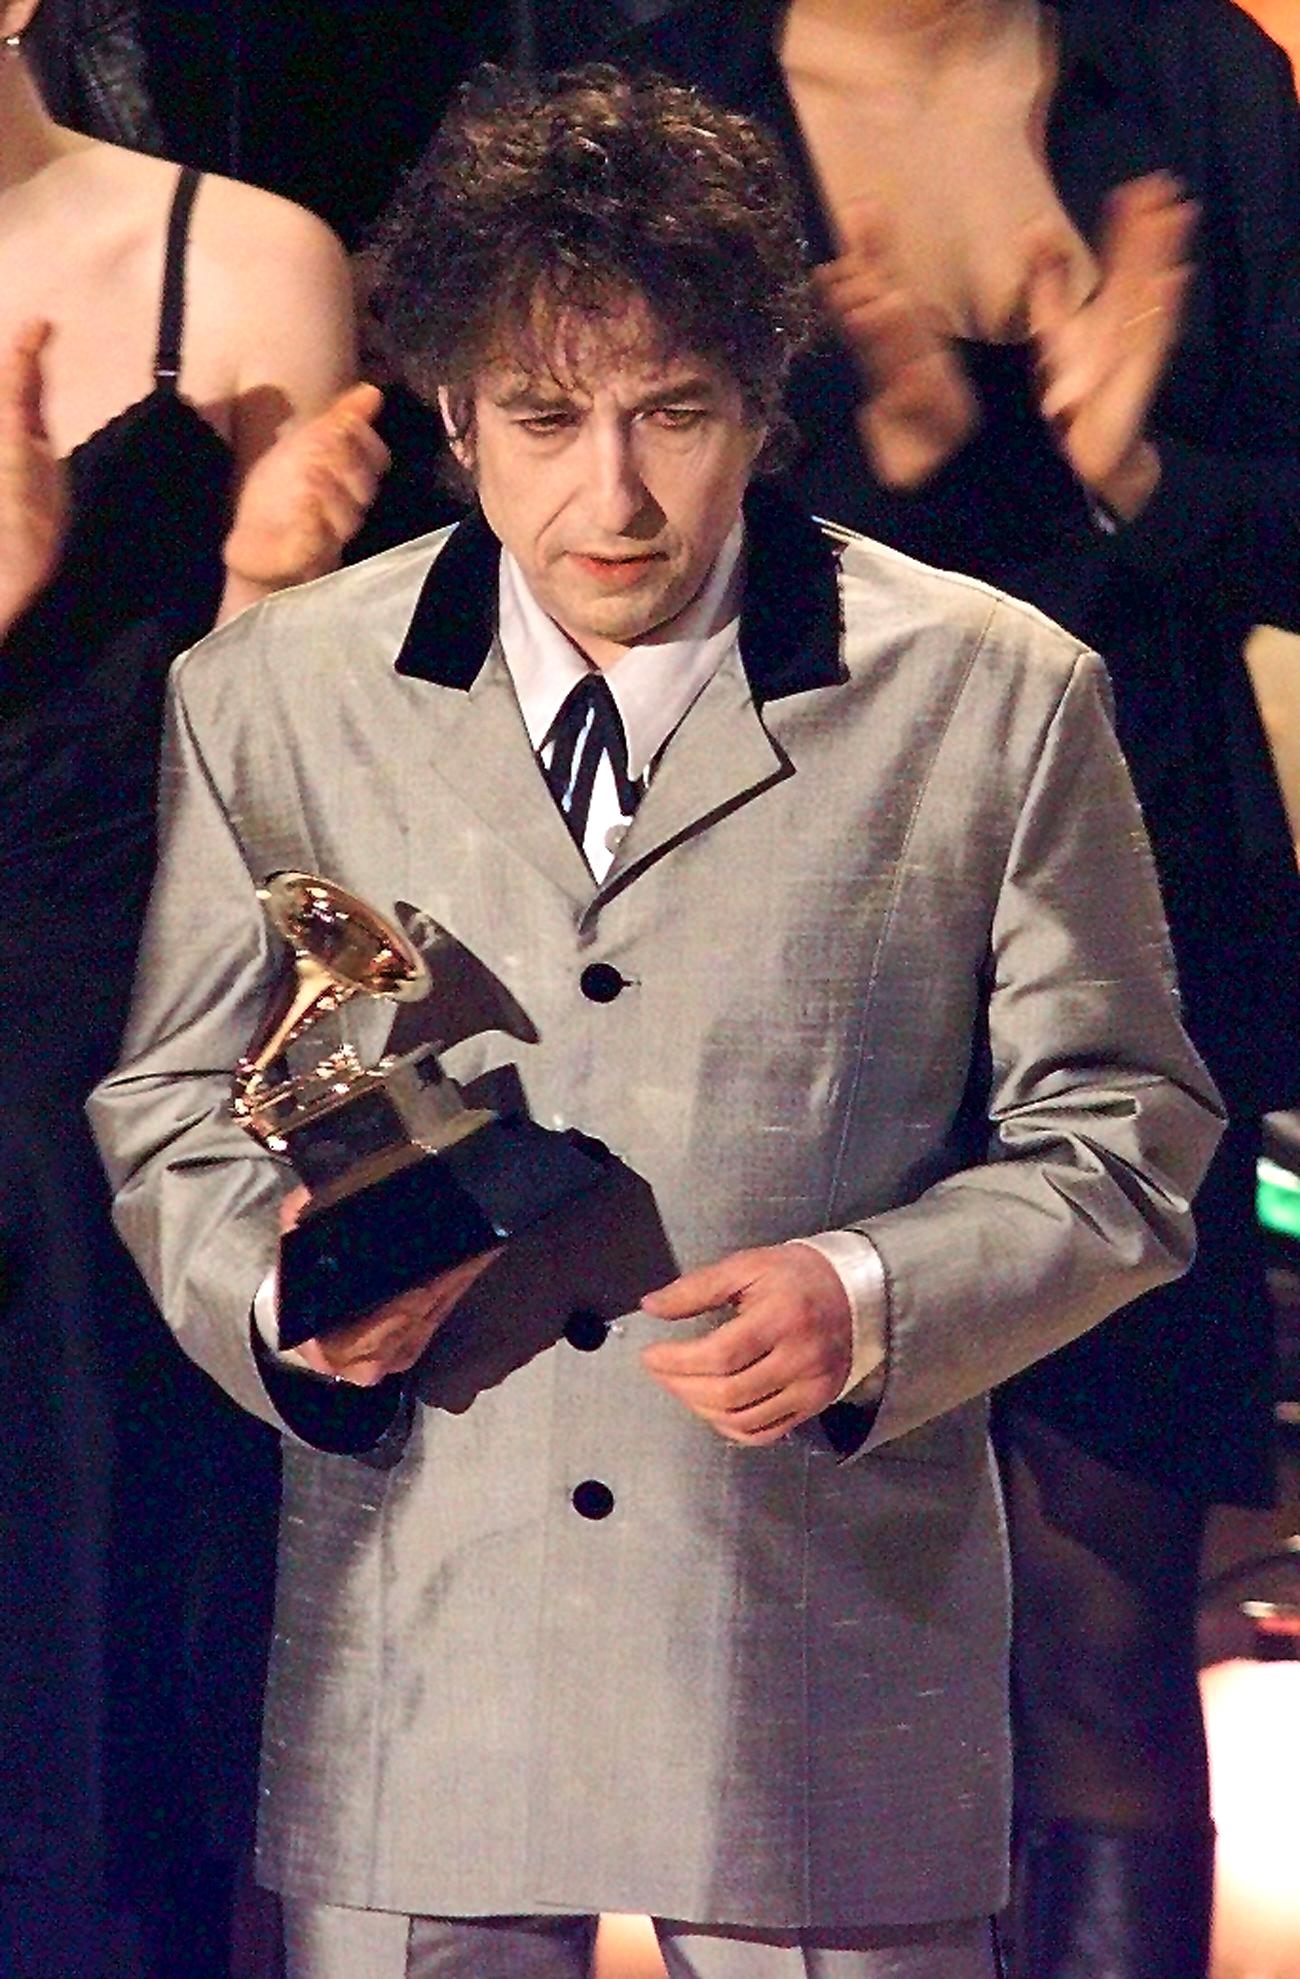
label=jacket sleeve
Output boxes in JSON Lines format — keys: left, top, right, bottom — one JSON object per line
{"left": 845, "top": 648, "right": 1225, "bottom": 1452}
{"left": 87, "top": 654, "right": 409, "bottom": 1460}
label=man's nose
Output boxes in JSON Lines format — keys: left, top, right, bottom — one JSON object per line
{"left": 587, "top": 427, "right": 654, "bottom": 534}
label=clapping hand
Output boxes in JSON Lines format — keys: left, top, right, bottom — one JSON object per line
{"left": 0, "top": 320, "right": 67, "bottom": 638}
{"left": 1026, "top": 173, "right": 1196, "bottom": 518}
{"left": 813, "top": 201, "right": 978, "bottom": 489}
{"left": 222, "top": 380, "right": 391, "bottom": 599}
{"left": 640, "top": 1243, "right": 853, "bottom": 1445}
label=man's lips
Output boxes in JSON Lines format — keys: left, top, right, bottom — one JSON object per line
{"left": 569, "top": 551, "right": 666, "bottom": 585}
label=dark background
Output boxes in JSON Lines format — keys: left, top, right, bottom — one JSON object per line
{"left": 138, "top": 0, "right": 676, "bottom": 249}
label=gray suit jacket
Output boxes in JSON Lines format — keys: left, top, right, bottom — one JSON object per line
{"left": 91, "top": 488, "right": 1221, "bottom": 1928}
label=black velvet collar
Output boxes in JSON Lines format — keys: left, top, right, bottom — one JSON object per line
{"left": 392, "top": 479, "right": 846, "bottom": 707}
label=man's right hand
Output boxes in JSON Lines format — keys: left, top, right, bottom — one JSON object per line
{"left": 276, "top": 1184, "right": 500, "bottom": 1386}
{"left": 0, "top": 320, "right": 67, "bottom": 638}
{"left": 813, "top": 202, "right": 978, "bottom": 490}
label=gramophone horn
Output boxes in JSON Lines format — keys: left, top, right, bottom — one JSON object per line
{"left": 234, "top": 871, "right": 431, "bottom": 1120}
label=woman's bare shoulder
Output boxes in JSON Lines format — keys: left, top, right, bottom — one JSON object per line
{"left": 63, "top": 140, "right": 347, "bottom": 287}
{"left": 52, "top": 139, "right": 345, "bottom": 285}
{"left": 187, "top": 168, "right": 349, "bottom": 282}
{"left": 182, "top": 172, "right": 355, "bottom": 405}
{"left": 44, "top": 141, "right": 356, "bottom": 434}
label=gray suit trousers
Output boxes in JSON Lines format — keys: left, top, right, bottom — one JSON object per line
{"left": 283, "top": 1903, "right": 999, "bottom": 1977}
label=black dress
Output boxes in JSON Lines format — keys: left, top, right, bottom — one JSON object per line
{"left": 627, "top": 0, "right": 1300, "bottom": 1506}
{"left": 0, "top": 169, "right": 278, "bottom": 1924}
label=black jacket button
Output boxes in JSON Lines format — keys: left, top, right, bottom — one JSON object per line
{"left": 564, "top": 1310, "right": 610, "bottom": 1353}
{"left": 571, "top": 1479, "right": 615, "bottom": 1520}
{"left": 580, "top": 963, "right": 624, "bottom": 1003}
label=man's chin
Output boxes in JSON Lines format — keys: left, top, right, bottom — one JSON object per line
{"left": 550, "top": 583, "right": 686, "bottom": 651}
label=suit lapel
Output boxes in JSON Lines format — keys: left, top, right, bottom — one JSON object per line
{"left": 593, "top": 485, "right": 846, "bottom": 901}
{"left": 593, "top": 649, "right": 791, "bottom": 910}
{"left": 426, "top": 650, "right": 597, "bottom": 905}
{"left": 394, "top": 512, "right": 594, "bottom": 901}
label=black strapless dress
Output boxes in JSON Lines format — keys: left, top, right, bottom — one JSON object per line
{"left": 0, "top": 172, "right": 279, "bottom": 1913}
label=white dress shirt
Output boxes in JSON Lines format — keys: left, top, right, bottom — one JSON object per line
{"left": 260, "top": 526, "right": 886, "bottom": 1406}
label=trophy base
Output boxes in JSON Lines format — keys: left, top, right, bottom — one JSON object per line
{"left": 277, "top": 1114, "right": 611, "bottom": 1350}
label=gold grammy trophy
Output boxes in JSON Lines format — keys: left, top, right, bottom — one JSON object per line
{"left": 233, "top": 872, "right": 608, "bottom": 1351}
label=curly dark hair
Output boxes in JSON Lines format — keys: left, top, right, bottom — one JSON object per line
{"left": 368, "top": 64, "right": 817, "bottom": 444}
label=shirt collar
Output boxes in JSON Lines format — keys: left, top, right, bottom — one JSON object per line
{"left": 497, "top": 520, "right": 745, "bottom": 780}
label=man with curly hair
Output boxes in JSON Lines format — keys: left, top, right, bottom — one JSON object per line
{"left": 92, "top": 65, "right": 1220, "bottom": 1979}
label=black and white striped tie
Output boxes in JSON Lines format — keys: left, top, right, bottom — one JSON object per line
{"left": 542, "top": 674, "right": 641, "bottom": 853}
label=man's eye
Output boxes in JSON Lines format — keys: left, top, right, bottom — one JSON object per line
{"left": 517, "top": 412, "right": 574, "bottom": 435}
{"left": 648, "top": 406, "right": 708, "bottom": 430}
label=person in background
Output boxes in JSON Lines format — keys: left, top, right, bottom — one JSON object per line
{"left": 0, "top": 3, "right": 387, "bottom": 1974}
{"left": 624, "top": 2, "right": 1300, "bottom": 1973}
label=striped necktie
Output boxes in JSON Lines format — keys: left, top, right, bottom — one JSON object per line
{"left": 542, "top": 674, "right": 641, "bottom": 854}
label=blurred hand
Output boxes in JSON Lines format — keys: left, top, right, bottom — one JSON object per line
{"left": 814, "top": 202, "right": 978, "bottom": 490}
{"left": 223, "top": 381, "right": 390, "bottom": 592}
{"left": 640, "top": 1242, "right": 852, "bottom": 1445}
{"left": 1026, "top": 173, "right": 1196, "bottom": 518}
{"left": 275, "top": 1183, "right": 500, "bottom": 1386}
{"left": 0, "top": 320, "right": 68, "bottom": 636}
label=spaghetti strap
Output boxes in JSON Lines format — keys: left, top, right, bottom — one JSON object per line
{"left": 153, "top": 167, "right": 202, "bottom": 391}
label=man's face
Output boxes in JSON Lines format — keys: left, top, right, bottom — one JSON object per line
{"left": 441, "top": 306, "right": 767, "bottom": 669}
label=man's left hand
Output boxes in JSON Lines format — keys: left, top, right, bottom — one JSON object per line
{"left": 640, "top": 1244, "right": 852, "bottom": 1445}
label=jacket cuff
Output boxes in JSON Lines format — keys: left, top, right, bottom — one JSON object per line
{"left": 249, "top": 1312, "right": 411, "bottom": 1465}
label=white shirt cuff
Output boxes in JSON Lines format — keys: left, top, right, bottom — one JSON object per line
{"left": 787, "top": 1231, "right": 887, "bottom": 1404}
{"left": 252, "top": 1265, "right": 320, "bottom": 1374}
